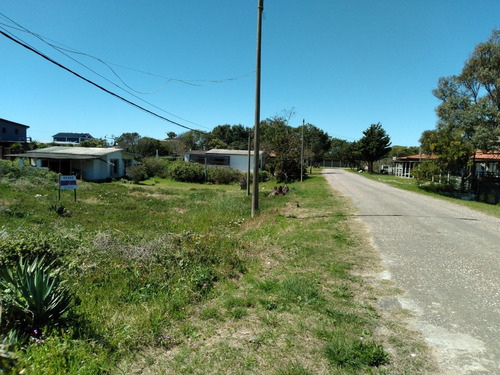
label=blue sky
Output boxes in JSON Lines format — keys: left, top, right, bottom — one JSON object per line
{"left": 1, "top": 1, "right": 499, "bottom": 146}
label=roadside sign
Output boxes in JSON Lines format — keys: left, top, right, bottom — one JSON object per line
{"left": 60, "top": 175, "right": 77, "bottom": 190}
{"left": 58, "top": 174, "right": 77, "bottom": 202}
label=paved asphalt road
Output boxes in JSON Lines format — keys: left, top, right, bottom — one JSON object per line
{"left": 322, "top": 169, "right": 500, "bottom": 374}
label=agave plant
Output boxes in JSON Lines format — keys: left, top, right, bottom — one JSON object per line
{"left": 0, "top": 257, "right": 73, "bottom": 328}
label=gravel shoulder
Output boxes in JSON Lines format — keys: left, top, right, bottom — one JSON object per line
{"left": 323, "top": 169, "right": 500, "bottom": 374}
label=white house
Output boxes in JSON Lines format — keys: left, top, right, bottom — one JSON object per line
{"left": 184, "top": 149, "right": 263, "bottom": 172}
{"left": 13, "top": 146, "right": 135, "bottom": 181}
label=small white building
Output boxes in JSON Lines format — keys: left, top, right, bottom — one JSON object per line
{"left": 14, "top": 146, "right": 135, "bottom": 181}
{"left": 184, "top": 149, "right": 263, "bottom": 172}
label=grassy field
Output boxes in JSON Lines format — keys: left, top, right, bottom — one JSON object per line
{"left": 0, "top": 171, "right": 437, "bottom": 374}
{"left": 346, "top": 169, "right": 500, "bottom": 219}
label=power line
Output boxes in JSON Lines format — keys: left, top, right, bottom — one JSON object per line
{"left": 0, "top": 13, "right": 255, "bottom": 93}
{"left": 0, "top": 29, "right": 208, "bottom": 134}
{"left": 0, "top": 21, "right": 210, "bottom": 130}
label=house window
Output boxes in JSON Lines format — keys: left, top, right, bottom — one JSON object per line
{"left": 207, "top": 155, "right": 230, "bottom": 166}
{"left": 189, "top": 154, "right": 206, "bottom": 164}
{"left": 15, "top": 129, "right": 19, "bottom": 134}
{"left": 2, "top": 128, "right": 5, "bottom": 134}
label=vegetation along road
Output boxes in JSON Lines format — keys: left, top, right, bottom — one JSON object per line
{"left": 323, "top": 168, "right": 500, "bottom": 374}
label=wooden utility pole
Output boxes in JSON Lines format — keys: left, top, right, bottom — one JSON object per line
{"left": 301, "top": 119, "right": 304, "bottom": 182}
{"left": 247, "top": 132, "right": 251, "bottom": 196}
{"left": 252, "top": 0, "right": 264, "bottom": 217}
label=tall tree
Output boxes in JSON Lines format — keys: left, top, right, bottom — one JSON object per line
{"left": 358, "top": 123, "right": 391, "bottom": 173}
{"left": 178, "top": 130, "right": 208, "bottom": 151}
{"left": 388, "top": 145, "right": 420, "bottom": 158}
{"left": 428, "top": 29, "right": 500, "bottom": 186}
{"left": 303, "top": 123, "right": 330, "bottom": 164}
{"left": 211, "top": 124, "right": 250, "bottom": 149}
{"left": 433, "top": 30, "right": 500, "bottom": 152}
{"left": 115, "top": 132, "right": 141, "bottom": 153}
{"left": 420, "top": 128, "right": 472, "bottom": 177}
{"left": 340, "top": 141, "right": 363, "bottom": 169}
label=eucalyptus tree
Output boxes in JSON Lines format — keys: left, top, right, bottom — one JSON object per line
{"left": 427, "top": 29, "right": 500, "bottom": 183}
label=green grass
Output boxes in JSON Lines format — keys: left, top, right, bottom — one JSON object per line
{"left": 0, "top": 172, "right": 437, "bottom": 374}
{"left": 349, "top": 169, "right": 500, "bottom": 219}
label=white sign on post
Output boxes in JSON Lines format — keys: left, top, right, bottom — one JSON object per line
{"left": 59, "top": 175, "right": 77, "bottom": 190}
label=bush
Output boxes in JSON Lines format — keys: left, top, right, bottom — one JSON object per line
{"left": 142, "top": 157, "right": 170, "bottom": 179}
{"left": 0, "top": 161, "right": 57, "bottom": 189}
{"left": 259, "top": 170, "right": 272, "bottom": 182}
{"left": 0, "top": 229, "right": 81, "bottom": 267}
{"left": 127, "top": 164, "right": 147, "bottom": 183}
{"left": 168, "top": 161, "right": 205, "bottom": 183}
{"left": 413, "top": 161, "right": 443, "bottom": 184}
{"left": 207, "top": 167, "right": 242, "bottom": 185}
{"left": 0, "top": 160, "right": 20, "bottom": 178}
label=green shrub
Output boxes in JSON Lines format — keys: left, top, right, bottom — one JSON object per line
{"left": 168, "top": 161, "right": 205, "bottom": 183}
{"left": 0, "top": 257, "right": 75, "bottom": 332}
{"left": 413, "top": 161, "right": 442, "bottom": 184}
{"left": 142, "top": 157, "right": 170, "bottom": 179}
{"left": 127, "top": 164, "right": 147, "bottom": 183}
{"left": 0, "top": 160, "right": 20, "bottom": 178}
{"left": 0, "top": 161, "right": 57, "bottom": 190}
{"left": 207, "top": 167, "right": 242, "bottom": 185}
{"left": 0, "top": 229, "right": 80, "bottom": 267}
{"left": 259, "top": 170, "right": 272, "bottom": 182}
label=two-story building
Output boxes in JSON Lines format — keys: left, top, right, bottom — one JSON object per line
{"left": 0, "top": 118, "right": 30, "bottom": 159}
{"left": 52, "top": 132, "right": 94, "bottom": 144}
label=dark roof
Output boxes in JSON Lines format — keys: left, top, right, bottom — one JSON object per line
{"left": 0, "top": 118, "right": 29, "bottom": 128}
{"left": 52, "top": 132, "right": 93, "bottom": 138}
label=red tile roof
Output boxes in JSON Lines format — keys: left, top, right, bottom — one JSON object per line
{"left": 474, "top": 150, "right": 500, "bottom": 160}
{"left": 397, "top": 151, "right": 500, "bottom": 162}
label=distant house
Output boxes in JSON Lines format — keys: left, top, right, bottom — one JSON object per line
{"left": 394, "top": 154, "right": 435, "bottom": 177}
{"left": 473, "top": 151, "right": 500, "bottom": 177}
{"left": 52, "top": 132, "right": 93, "bottom": 144}
{"left": 12, "top": 146, "right": 135, "bottom": 181}
{"left": 394, "top": 151, "right": 500, "bottom": 178}
{"left": 0, "top": 118, "right": 30, "bottom": 159}
{"left": 184, "top": 149, "right": 263, "bottom": 172}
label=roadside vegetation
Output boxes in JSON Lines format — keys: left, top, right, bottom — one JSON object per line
{"left": 0, "top": 162, "right": 436, "bottom": 374}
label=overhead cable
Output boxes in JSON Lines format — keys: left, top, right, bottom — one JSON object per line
{"left": 0, "top": 29, "right": 208, "bottom": 134}
{"left": 0, "top": 13, "right": 255, "bottom": 93}
{"left": 0, "top": 20, "right": 209, "bottom": 129}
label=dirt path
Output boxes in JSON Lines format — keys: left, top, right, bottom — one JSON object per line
{"left": 323, "top": 169, "right": 500, "bottom": 374}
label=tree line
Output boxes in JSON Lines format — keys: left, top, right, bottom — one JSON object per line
{"left": 109, "top": 113, "right": 401, "bottom": 181}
